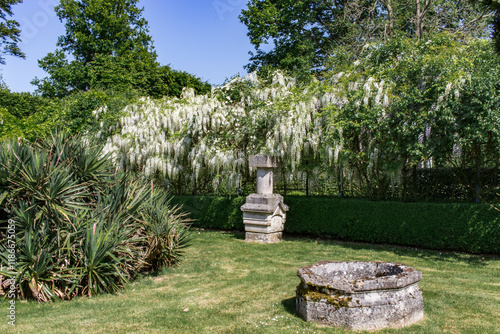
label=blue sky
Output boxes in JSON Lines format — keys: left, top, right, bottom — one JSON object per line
{"left": 0, "top": 0, "right": 254, "bottom": 92}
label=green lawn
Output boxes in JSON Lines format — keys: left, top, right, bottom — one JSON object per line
{"left": 1, "top": 231, "right": 499, "bottom": 333}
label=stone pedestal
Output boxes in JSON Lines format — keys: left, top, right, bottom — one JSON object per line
{"left": 241, "top": 156, "right": 289, "bottom": 243}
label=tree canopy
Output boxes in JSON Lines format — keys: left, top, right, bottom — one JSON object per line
{"left": 0, "top": 0, "right": 24, "bottom": 64}
{"left": 32, "top": 0, "right": 210, "bottom": 98}
{"left": 240, "top": 0, "right": 492, "bottom": 75}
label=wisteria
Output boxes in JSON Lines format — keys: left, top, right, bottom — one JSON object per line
{"left": 96, "top": 70, "right": 395, "bottom": 194}
{"left": 95, "top": 35, "right": 498, "bottom": 200}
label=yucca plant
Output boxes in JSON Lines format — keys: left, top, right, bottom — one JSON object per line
{"left": 78, "top": 219, "right": 130, "bottom": 297}
{"left": 0, "top": 130, "right": 191, "bottom": 301}
{"left": 0, "top": 204, "right": 78, "bottom": 302}
{"left": 137, "top": 188, "right": 192, "bottom": 271}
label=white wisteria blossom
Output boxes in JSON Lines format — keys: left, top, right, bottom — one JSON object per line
{"left": 98, "top": 71, "right": 348, "bottom": 192}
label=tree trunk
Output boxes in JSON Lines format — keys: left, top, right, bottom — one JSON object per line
{"left": 386, "top": 0, "right": 394, "bottom": 38}
{"left": 415, "top": 0, "right": 432, "bottom": 40}
{"left": 338, "top": 164, "right": 344, "bottom": 198}
{"left": 416, "top": 0, "right": 422, "bottom": 40}
{"left": 282, "top": 168, "right": 287, "bottom": 196}
{"left": 192, "top": 177, "right": 198, "bottom": 195}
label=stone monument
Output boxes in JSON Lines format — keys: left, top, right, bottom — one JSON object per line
{"left": 240, "top": 155, "right": 289, "bottom": 243}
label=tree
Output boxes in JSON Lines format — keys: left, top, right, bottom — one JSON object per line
{"left": 325, "top": 33, "right": 500, "bottom": 200}
{"left": 32, "top": 0, "right": 210, "bottom": 98}
{"left": 55, "top": 0, "right": 154, "bottom": 64}
{"left": 477, "top": 0, "right": 500, "bottom": 52}
{"left": 240, "top": 0, "right": 353, "bottom": 74}
{"left": 0, "top": 0, "right": 24, "bottom": 64}
{"left": 240, "top": 0, "right": 492, "bottom": 74}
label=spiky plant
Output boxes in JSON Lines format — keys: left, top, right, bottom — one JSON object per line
{"left": 137, "top": 189, "right": 191, "bottom": 271}
{"left": 0, "top": 131, "right": 191, "bottom": 301}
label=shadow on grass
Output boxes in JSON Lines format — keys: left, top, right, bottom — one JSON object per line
{"left": 140, "top": 267, "right": 173, "bottom": 279}
{"left": 223, "top": 231, "right": 245, "bottom": 240}
{"left": 343, "top": 241, "right": 495, "bottom": 266}
{"left": 281, "top": 296, "right": 298, "bottom": 317}
{"left": 198, "top": 229, "right": 495, "bottom": 266}
{"left": 191, "top": 227, "right": 246, "bottom": 240}
{"left": 283, "top": 234, "right": 495, "bottom": 267}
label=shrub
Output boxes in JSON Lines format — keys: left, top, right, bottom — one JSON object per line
{"left": 0, "top": 131, "right": 191, "bottom": 301}
{"left": 284, "top": 197, "right": 500, "bottom": 254}
{"left": 172, "top": 195, "right": 499, "bottom": 254}
{"left": 59, "top": 89, "right": 139, "bottom": 138}
{"left": 0, "top": 89, "right": 62, "bottom": 141}
{"left": 172, "top": 196, "right": 245, "bottom": 231}
{"left": 0, "top": 88, "right": 139, "bottom": 143}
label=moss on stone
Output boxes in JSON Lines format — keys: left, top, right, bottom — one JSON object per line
{"left": 297, "top": 284, "right": 351, "bottom": 309}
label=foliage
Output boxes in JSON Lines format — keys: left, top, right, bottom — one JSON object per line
{"left": 0, "top": 87, "right": 138, "bottom": 141}
{"left": 59, "top": 88, "right": 140, "bottom": 137}
{"left": 0, "top": 0, "right": 24, "bottom": 64}
{"left": 240, "top": 0, "right": 343, "bottom": 75}
{"left": 32, "top": 0, "right": 210, "bottom": 98}
{"left": 55, "top": 0, "right": 153, "bottom": 64}
{"left": 152, "top": 65, "right": 212, "bottom": 99}
{"left": 239, "top": 0, "right": 492, "bottom": 74}
{"left": 0, "top": 87, "right": 62, "bottom": 141}
{"left": 0, "top": 131, "right": 191, "bottom": 301}
{"left": 171, "top": 195, "right": 500, "bottom": 254}
{"left": 326, "top": 33, "right": 500, "bottom": 200}
{"left": 138, "top": 190, "right": 192, "bottom": 270}
{"left": 99, "top": 35, "right": 500, "bottom": 202}
{"left": 0, "top": 86, "right": 52, "bottom": 118}
{"left": 171, "top": 196, "right": 245, "bottom": 231}
{"left": 100, "top": 71, "right": 332, "bottom": 195}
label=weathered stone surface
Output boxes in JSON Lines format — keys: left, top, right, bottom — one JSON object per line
{"left": 256, "top": 168, "right": 273, "bottom": 194}
{"left": 242, "top": 155, "right": 288, "bottom": 243}
{"left": 241, "top": 194, "right": 288, "bottom": 236}
{"left": 241, "top": 194, "right": 289, "bottom": 213}
{"left": 249, "top": 155, "right": 278, "bottom": 168}
{"left": 245, "top": 232, "right": 283, "bottom": 243}
{"left": 296, "top": 261, "right": 424, "bottom": 331}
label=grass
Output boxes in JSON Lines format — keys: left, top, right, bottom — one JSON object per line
{"left": 1, "top": 230, "right": 499, "bottom": 334}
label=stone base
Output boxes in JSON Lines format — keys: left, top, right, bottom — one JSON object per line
{"left": 296, "top": 288, "right": 424, "bottom": 331}
{"left": 245, "top": 232, "right": 282, "bottom": 243}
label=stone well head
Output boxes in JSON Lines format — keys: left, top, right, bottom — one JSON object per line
{"left": 296, "top": 261, "right": 424, "bottom": 331}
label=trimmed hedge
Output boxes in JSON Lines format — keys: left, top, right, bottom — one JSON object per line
{"left": 172, "top": 196, "right": 246, "bottom": 231}
{"left": 172, "top": 195, "right": 500, "bottom": 254}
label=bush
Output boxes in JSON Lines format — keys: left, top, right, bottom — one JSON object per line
{"left": 172, "top": 195, "right": 499, "bottom": 254}
{"left": 0, "top": 88, "right": 139, "bottom": 143}
{"left": 0, "top": 89, "right": 63, "bottom": 141}
{"left": 59, "top": 89, "right": 139, "bottom": 138}
{"left": 0, "top": 131, "right": 191, "bottom": 301}
{"left": 284, "top": 197, "right": 500, "bottom": 254}
{"left": 0, "top": 88, "right": 52, "bottom": 119}
{"left": 172, "top": 196, "right": 245, "bottom": 231}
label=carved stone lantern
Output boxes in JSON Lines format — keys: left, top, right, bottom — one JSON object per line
{"left": 240, "top": 155, "right": 289, "bottom": 243}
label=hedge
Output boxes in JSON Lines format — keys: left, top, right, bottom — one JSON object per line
{"left": 171, "top": 195, "right": 500, "bottom": 254}
{"left": 172, "top": 195, "right": 246, "bottom": 231}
